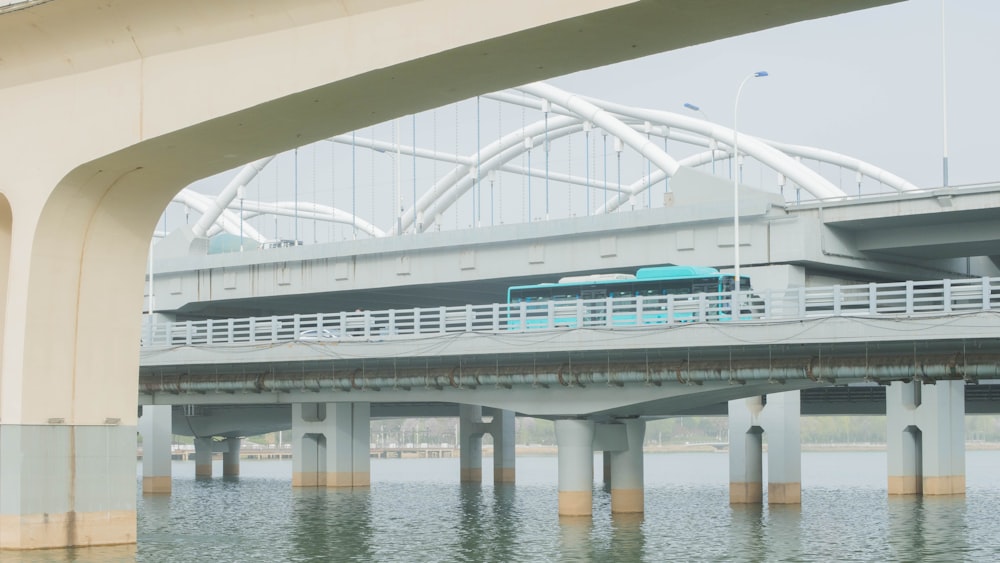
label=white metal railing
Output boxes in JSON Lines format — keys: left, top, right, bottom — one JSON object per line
{"left": 141, "top": 277, "right": 1000, "bottom": 347}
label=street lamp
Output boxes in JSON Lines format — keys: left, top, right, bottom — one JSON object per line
{"left": 683, "top": 103, "right": 716, "bottom": 174}
{"left": 732, "top": 70, "right": 768, "bottom": 302}
{"left": 683, "top": 102, "right": 707, "bottom": 118}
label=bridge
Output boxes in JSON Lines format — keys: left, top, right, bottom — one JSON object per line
{"left": 141, "top": 277, "right": 1000, "bottom": 412}
{"left": 135, "top": 274, "right": 992, "bottom": 509}
{"left": 0, "top": 0, "right": 953, "bottom": 551}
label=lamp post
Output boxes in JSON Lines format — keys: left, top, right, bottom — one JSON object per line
{"left": 732, "top": 71, "right": 768, "bottom": 296}
{"left": 683, "top": 103, "right": 716, "bottom": 174}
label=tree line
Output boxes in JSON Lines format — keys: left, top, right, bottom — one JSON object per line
{"left": 230, "top": 414, "right": 1000, "bottom": 448}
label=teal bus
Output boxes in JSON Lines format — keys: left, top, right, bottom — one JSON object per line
{"left": 505, "top": 265, "right": 751, "bottom": 329}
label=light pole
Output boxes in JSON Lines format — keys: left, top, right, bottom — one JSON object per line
{"left": 732, "top": 71, "right": 768, "bottom": 297}
{"left": 683, "top": 103, "right": 716, "bottom": 174}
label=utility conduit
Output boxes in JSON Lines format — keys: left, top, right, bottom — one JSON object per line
{"left": 139, "top": 353, "right": 1000, "bottom": 394}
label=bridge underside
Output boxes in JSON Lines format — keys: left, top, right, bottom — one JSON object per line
{"left": 163, "top": 383, "right": 1000, "bottom": 439}
{"left": 141, "top": 322, "right": 1000, "bottom": 419}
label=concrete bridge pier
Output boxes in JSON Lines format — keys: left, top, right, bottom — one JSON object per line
{"left": 291, "top": 402, "right": 371, "bottom": 488}
{"left": 138, "top": 405, "right": 172, "bottom": 494}
{"left": 223, "top": 437, "right": 241, "bottom": 477}
{"left": 555, "top": 419, "right": 596, "bottom": 517}
{"left": 887, "top": 380, "right": 965, "bottom": 495}
{"left": 193, "top": 437, "right": 214, "bottom": 479}
{"left": 728, "top": 391, "right": 802, "bottom": 504}
{"left": 608, "top": 419, "right": 645, "bottom": 514}
{"left": 459, "top": 405, "right": 484, "bottom": 483}
{"left": 459, "top": 405, "right": 516, "bottom": 483}
{"left": 491, "top": 409, "right": 516, "bottom": 484}
{"left": 602, "top": 452, "right": 612, "bottom": 487}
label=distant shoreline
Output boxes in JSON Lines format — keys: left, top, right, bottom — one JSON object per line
{"left": 510, "top": 441, "right": 1000, "bottom": 456}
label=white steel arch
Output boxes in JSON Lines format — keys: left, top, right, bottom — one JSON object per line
{"left": 170, "top": 80, "right": 920, "bottom": 246}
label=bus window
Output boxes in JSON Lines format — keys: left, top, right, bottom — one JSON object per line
{"left": 721, "top": 277, "right": 751, "bottom": 292}
{"left": 692, "top": 281, "right": 716, "bottom": 294}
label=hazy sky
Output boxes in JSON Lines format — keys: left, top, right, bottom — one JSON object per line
{"left": 548, "top": 0, "right": 997, "bottom": 189}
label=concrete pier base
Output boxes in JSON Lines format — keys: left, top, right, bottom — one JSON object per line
{"left": 0, "top": 424, "right": 137, "bottom": 550}
{"left": 556, "top": 419, "right": 595, "bottom": 517}
{"left": 138, "top": 404, "right": 172, "bottom": 494}
{"left": 887, "top": 380, "right": 965, "bottom": 496}
{"left": 291, "top": 402, "right": 370, "bottom": 488}
{"left": 728, "top": 391, "right": 801, "bottom": 505}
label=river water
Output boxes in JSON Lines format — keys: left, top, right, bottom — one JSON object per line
{"left": 9, "top": 450, "right": 1000, "bottom": 562}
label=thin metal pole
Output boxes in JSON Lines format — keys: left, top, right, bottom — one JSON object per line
{"left": 733, "top": 71, "right": 768, "bottom": 293}
{"left": 941, "top": 0, "right": 949, "bottom": 187}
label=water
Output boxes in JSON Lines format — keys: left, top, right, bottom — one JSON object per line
{"left": 9, "top": 451, "right": 1000, "bottom": 562}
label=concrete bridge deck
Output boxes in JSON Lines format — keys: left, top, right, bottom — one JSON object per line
{"left": 139, "top": 276, "right": 1000, "bottom": 418}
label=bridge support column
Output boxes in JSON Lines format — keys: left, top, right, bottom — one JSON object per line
{"left": 556, "top": 419, "right": 595, "bottom": 517}
{"left": 460, "top": 405, "right": 516, "bottom": 484}
{"left": 764, "top": 392, "right": 802, "bottom": 504}
{"left": 610, "top": 420, "right": 645, "bottom": 514}
{"left": 138, "top": 405, "right": 172, "bottom": 494}
{"left": 490, "top": 409, "right": 516, "bottom": 484}
{"left": 459, "top": 405, "right": 484, "bottom": 483}
{"left": 887, "top": 380, "right": 965, "bottom": 496}
{"left": 292, "top": 402, "right": 370, "bottom": 488}
{"left": 223, "top": 437, "right": 241, "bottom": 477}
{"left": 728, "top": 391, "right": 801, "bottom": 504}
{"left": 194, "top": 437, "right": 215, "bottom": 479}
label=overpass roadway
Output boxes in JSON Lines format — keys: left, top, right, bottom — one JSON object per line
{"left": 150, "top": 180, "right": 1000, "bottom": 320}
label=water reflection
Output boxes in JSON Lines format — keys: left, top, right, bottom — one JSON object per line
{"left": 558, "top": 516, "right": 595, "bottom": 562}
{"left": 9, "top": 453, "right": 1000, "bottom": 562}
{"left": 888, "top": 495, "right": 971, "bottom": 561}
{"left": 728, "top": 503, "right": 767, "bottom": 561}
{"left": 290, "top": 487, "right": 374, "bottom": 562}
{"left": 609, "top": 512, "right": 645, "bottom": 562}
{"left": 766, "top": 504, "right": 804, "bottom": 560}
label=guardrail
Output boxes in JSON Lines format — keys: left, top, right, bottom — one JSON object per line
{"left": 141, "top": 277, "right": 1000, "bottom": 347}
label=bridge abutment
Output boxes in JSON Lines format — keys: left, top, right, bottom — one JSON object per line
{"left": 887, "top": 380, "right": 965, "bottom": 496}
{"left": 728, "top": 391, "right": 802, "bottom": 504}
{"left": 291, "top": 402, "right": 371, "bottom": 488}
{"left": 138, "top": 405, "right": 172, "bottom": 494}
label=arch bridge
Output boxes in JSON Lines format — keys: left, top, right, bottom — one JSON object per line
{"left": 0, "top": 0, "right": 906, "bottom": 550}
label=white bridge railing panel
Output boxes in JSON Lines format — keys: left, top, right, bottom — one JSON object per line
{"left": 140, "top": 277, "right": 1000, "bottom": 348}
